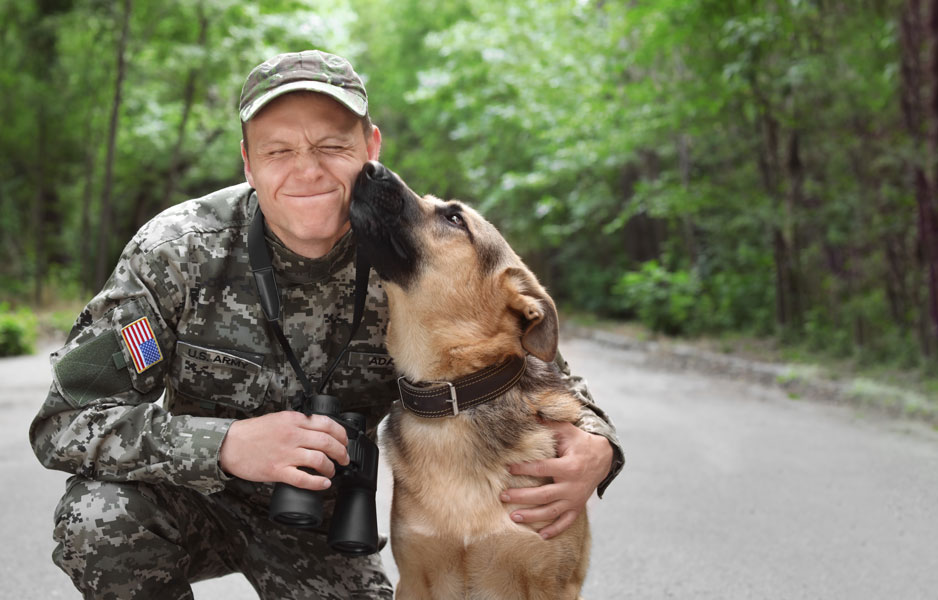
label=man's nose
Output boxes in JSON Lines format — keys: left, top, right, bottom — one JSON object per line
{"left": 293, "top": 151, "right": 323, "bottom": 178}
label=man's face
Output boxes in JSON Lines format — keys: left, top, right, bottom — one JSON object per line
{"left": 241, "top": 92, "right": 381, "bottom": 258}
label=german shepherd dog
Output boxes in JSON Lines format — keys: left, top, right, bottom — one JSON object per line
{"left": 349, "top": 161, "right": 589, "bottom": 599}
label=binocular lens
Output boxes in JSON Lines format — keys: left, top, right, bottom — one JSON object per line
{"left": 331, "top": 540, "right": 376, "bottom": 556}
{"left": 272, "top": 511, "right": 321, "bottom": 528}
{"left": 328, "top": 485, "right": 378, "bottom": 555}
{"left": 269, "top": 481, "right": 325, "bottom": 529}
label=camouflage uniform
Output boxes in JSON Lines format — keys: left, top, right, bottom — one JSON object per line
{"left": 30, "top": 183, "right": 624, "bottom": 599}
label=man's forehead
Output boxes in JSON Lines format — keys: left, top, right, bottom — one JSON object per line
{"left": 245, "top": 98, "right": 362, "bottom": 140}
{"left": 252, "top": 128, "right": 358, "bottom": 145}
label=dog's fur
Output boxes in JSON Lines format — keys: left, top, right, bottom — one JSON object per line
{"left": 349, "top": 161, "right": 589, "bottom": 600}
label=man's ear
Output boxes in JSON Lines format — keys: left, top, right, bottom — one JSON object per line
{"left": 367, "top": 125, "right": 382, "bottom": 161}
{"left": 502, "top": 266, "right": 559, "bottom": 362}
{"left": 241, "top": 139, "right": 255, "bottom": 188}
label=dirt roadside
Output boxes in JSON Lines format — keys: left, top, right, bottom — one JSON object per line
{"left": 562, "top": 322, "right": 938, "bottom": 428}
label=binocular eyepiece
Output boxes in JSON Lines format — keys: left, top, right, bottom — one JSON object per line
{"left": 268, "top": 394, "right": 380, "bottom": 556}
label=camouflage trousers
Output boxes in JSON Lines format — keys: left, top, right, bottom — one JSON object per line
{"left": 52, "top": 476, "right": 393, "bottom": 599}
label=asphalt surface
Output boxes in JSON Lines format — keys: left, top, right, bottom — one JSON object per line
{"left": 2, "top": 336, "right": 937, "bottom": 599}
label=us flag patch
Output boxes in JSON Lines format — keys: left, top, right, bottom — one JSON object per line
{"left": 120, "top": 317, "right": 163, "bottom": 373}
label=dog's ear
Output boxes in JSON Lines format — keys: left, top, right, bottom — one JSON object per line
{"left": 502, "top": 267, "right": 559, "bottom": 362}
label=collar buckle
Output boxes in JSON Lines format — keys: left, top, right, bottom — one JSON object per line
{"left": 435, "top": 381, "right": 459, "bottom": 416}
{"left": 398, "top": 376, "right": 459, "bottom": 417}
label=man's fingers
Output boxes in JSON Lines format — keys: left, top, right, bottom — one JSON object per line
{"left": 508, "top": 500, "right": 569, "bottom": 526}
{"left": 296, "top": 430, "right": 349, "bottom": 466}
{"left": 282, "top": 466, "right": 333, "bottom": 492}
{"left": 501, "top": 482, "right": 561, "bottom": 506}
{"left": 537, "top": 509, "right": 579, "bottom": 540}
{"left": 294, "top": 447, "right": 337, "bottom": 478}
{"left": 298, "top": 414, "right": 349, "bottom": 447}
{"left": 508, "top": 458, "right": 563, "bottom": 478}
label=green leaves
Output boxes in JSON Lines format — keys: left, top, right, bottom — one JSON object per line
{"left": 0, "top": 0, "right": 932, "bottom": 364}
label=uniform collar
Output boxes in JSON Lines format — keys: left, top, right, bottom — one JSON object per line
{"left": 265, "top": 227, "right": 355, "bottom": 285}
{"left": 247, "top": 190, "right": 355, "bottom": 285}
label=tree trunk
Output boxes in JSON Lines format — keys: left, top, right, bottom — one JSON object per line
{"left": 27, "top": 0, "right": 75, "bottom": 303}
{"left": 925, "top": 0, "right": 938, "bottom": 352}
{"left": 677, "top": 132, "right": 698, "bottom": 268}
{"left": 784, "top": 129, "right": 805, "bottom": 329}
{"left": 79, "top": 130, "right": 97, "bottom": 295}
{"left": 158, "top": 3, "right": 208, "bottom": 214}
{"left": 94, "top": 0, "right": 132, "bottom": 290}
{"left": 32, "top": 121, "right": 45, "bottom": 305}
{"left": 754, "top": 100, "right": 798, "bottom": 330}
{"left": 899, "top": 0, "right": 938, "bottom": 355}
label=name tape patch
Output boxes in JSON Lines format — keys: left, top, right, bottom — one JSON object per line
{"left": 120, "top": 317, "right": 163, "bottom": 374}
{"left": 347, "top": 352, "right": 395, "bottom": 369}
{"left": 178, "top": 341, "right": 261, "bottom": 372}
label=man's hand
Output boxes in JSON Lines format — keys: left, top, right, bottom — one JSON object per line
{"left": 218, "top": 411, "right": 350, "bottom": 491}
{"left": 500, "top": 421, "right": 613, "bottom": 540}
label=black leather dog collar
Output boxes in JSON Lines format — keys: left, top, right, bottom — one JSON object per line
{"left": 396, "top": 355, "right": 527, "bottom": 418}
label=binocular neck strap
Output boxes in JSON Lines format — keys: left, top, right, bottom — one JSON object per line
{"left": 248, "top": 202, "right": 371, "bottom": 400}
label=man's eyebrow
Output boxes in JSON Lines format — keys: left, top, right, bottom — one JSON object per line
{"left": 256, "top": 139, "right": 292, "bottom": 149}
{"left": 257, "top": 134, "right": 355, "bottom": 148}
{"left": 315, "top": 134, "right": 355, "bottom": 144}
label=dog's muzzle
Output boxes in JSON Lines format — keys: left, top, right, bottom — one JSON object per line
{"left": 356, "top": 161, "right": 404, "bottom": 216}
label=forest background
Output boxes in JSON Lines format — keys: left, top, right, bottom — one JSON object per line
{"left": 1, "top": 0, "right": 937, "bottom": 403}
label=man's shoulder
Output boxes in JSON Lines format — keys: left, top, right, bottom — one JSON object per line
{"left": 133, "top": 183, "right": 255, "bottom": 252}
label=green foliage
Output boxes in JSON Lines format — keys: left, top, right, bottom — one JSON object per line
{"left": 0, "top": 303, "right": 38, "bottom": 357}
{"left": 44, "top": 308, "right": 81, "bottom": 336}
{"left": 613, "top": 261, "right": 702, "bottom": 336}
{"left": 0, "top": 0, "right": 935, "bottom": 369}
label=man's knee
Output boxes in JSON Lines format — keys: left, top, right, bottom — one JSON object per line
{"left": 54, "top": 477, "right": 177, "bottom": 554}
{"left": 53, "top": 477, "right": 192, "bottom": 599}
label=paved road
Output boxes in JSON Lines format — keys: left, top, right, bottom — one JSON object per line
{"left": 2, "top": 337, "right": 937, "bottom": 599}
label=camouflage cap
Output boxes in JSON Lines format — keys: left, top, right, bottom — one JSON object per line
{"left": 239, "top": 50, "right": 368, "bottom": 122}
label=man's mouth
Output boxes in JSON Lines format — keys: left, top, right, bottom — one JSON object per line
{"left": 283, "top": 189, "right": 339, "bottom": 200}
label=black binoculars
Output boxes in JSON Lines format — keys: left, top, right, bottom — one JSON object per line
{"left": 268, "top": 394, "right": 380, "bottom": 556}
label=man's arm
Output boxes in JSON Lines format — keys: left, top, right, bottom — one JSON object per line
{"left": 29, "top": 237, "right": 234, "bottom": 495}
{"left": 500, "top": 349, "right": 625, "bottom": 539}
{"left": 554, "top": 350, "right": 626, "bottom": 497}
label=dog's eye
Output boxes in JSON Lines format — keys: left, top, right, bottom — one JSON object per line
{"left": 445, "top": 213, "right": 465, "bottom": 228}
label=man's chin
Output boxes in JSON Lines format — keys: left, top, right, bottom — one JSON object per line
{"left": 287, "top": 222, "right": 351, "bottom": 257}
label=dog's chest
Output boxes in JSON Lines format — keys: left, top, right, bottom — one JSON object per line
{"left": 385, "top": 410, "right": 555, "bottom": 536}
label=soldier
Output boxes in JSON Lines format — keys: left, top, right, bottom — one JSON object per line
{"left": 29, "top": 50, "right": 625, "bottom": 599}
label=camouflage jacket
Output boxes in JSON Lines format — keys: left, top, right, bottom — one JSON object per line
{"left": 30, "top": 183, "right": 624, "bottom": 498}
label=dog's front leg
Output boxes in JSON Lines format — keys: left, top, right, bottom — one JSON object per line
{"left": 395, "top": 557, "right": 466, "bottom": 600}
{"left": 393, "top": 533, "right": 467, "bottom": 600}
{"left": 394, "top": 576, "right": 432, "bottom": 600}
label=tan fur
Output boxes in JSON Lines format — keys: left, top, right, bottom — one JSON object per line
{"left": 379, "top": 194, "right": 590, "bottom": 599}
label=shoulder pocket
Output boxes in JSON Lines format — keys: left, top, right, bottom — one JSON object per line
{"left": 170, "top": 341, "right": 271, "bottom": 414}
{"left": 52, "top": 298, "right": 170, "bottom": 407}
{"left": 53, "top": 330, "right": 134, "bottom": 407}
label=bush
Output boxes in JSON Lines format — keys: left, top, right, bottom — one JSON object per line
{"left": 613, "top": 261, "right": 701, "bottom": 335}
{"left": 700, "top": 267, "right": 775, "bottom": 335}
{"left": 0, "top": 303, "right": 38, "bottom": 357}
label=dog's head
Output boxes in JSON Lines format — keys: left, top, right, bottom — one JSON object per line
{"left": 349, "top": 161, "right": 558, "bottom": 378}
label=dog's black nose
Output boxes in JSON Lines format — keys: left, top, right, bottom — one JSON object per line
{"left": 362, "top": 161, "right": 390, "bottom": 182}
